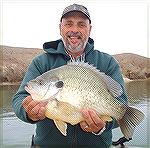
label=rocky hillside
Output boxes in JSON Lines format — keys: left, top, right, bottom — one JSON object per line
{"left": 0, "top": 45, "right": 42, "bottom": 83}
{"left": 0, "top": 45, "right": 150, "bottom": 83}
{"left": 113, "top": 53, "right": 150, "bottom": 79}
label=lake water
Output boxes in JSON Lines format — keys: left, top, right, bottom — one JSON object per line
{"left": 0, "top": 85, "right": 149, "bottom": 148}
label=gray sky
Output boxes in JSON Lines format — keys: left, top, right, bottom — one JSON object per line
{"left": 1, "top": 0, "right": 149, "bottom": 57}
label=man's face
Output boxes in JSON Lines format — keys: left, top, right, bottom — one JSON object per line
{"left": 60, "top": 12, "right": 92, "bottom": 54}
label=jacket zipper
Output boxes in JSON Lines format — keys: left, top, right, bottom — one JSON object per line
{"left": 72, "top": 125, "right": 77, "bottom": 148}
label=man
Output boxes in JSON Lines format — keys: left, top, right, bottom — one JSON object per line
{"left": 12, "top": 3, "right": 127, "bottom": 148}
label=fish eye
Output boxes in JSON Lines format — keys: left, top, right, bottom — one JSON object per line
{"left": 55, "top": 81, "right": 64, "bottom": 88}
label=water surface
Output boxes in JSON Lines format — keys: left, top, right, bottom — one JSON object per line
{"left": 0, "top": 85, "right": 149, "bottom": 148}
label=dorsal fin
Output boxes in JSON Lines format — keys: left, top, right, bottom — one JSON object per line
{"left": 67, "top": 61, "right": 101, "bottom": 74}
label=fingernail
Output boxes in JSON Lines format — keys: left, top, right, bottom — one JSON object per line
{"left": 82, "top": 109, "right": 89, "bottom": 118}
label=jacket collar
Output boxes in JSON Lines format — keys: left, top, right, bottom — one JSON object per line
{"left": 43, "top": 38, "right": 94, "bottom": 57}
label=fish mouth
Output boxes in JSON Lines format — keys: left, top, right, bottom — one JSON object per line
{"left": 25, "top": 84, "right": 44, "bottom": 101}
{"left": 24, "top": 80, "right": 64, "bottom": 101}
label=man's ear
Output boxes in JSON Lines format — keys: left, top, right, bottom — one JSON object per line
{"left": 89, "top": 25, "right": 92, "bottom": 34}
{"left": 59, "top": 23, "right": 62, "bottom": 36}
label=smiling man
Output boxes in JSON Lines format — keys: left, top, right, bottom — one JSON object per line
{"left": 60, "top": 10, "right": 91, "bottom": 58}
{"left": 12, "top": 3, "right": 127, "bottom": 148}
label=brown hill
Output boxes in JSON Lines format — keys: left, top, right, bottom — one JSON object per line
{"left": 0, "top": 45, "right": 42, "bottom": 83}
{"left": 113, "top": 53, "right": 150, "bottom": 79}
{"left": 0, "top": 45, "right": 150, "bottom": 83}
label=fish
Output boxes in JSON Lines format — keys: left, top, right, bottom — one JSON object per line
{"left": 25, "top": 61, "right": 145, "bottom": 139}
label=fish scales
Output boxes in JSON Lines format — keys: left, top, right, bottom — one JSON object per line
{"left": 55, "top": 63, "right": 125, "bottom": 119}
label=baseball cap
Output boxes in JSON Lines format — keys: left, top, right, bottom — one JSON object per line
{"left": 60, "top": 4, "right": 91, "bottom": 23}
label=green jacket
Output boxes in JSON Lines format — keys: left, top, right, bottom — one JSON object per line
{"left": 12, "top": 38, "right": 127, "bottom": 148}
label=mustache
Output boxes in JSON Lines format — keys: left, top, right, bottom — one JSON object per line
{"left": 66, "top": 31, "right": 82, "bottom": 38}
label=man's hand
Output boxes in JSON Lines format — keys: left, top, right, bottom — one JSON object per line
{"left": 80, "top": 109, "right": 106, "bottom": 134}
{"left": 22, "top": 95, "right": 48, "bottom": 121}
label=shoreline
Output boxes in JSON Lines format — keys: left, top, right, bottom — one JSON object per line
{"left": 0, "top": 82, "right": 21, "bottom": 86}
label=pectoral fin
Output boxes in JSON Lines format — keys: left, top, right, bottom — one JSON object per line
{"left": 54, "top": 120, "right": 67, "bottom": 136}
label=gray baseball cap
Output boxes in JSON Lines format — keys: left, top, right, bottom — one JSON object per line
{"left": 60, "top": 4, "right": 91, "bottom": 23}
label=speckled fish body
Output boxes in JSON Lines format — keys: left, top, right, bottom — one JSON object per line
{"left": 25, "top": 61, "right": 144, "bottom": 139}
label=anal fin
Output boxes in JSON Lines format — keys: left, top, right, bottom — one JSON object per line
{"left": 54, "top": 120, "right": 67, "bottom": 136}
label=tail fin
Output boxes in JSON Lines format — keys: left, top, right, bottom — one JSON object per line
{"left": 118, "top": 107, "right": 145, "bottom": 139}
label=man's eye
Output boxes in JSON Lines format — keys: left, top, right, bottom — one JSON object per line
{"left": 65, "top": 23, "right": 72, "bottom": 27}
{"left": 79, "top": 23, "right": 87, "bottom": 28}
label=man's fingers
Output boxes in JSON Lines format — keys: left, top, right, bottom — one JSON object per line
{"left": 82, "top": 109, "right": 98, "bottom": 132}
{"left": 27, "top": 100, "right": 39, "bottom": 113}
{"left": 81, "top": 109, "right": 106, "bottom": 133}
{"left": 88, "top": 110, "right": 105, "bottom": 129}
{"left": 22, "top": 95, "right": 32, "bottom": 107}
{"left": 22, "top": 95, "right": 47, "bottom": 121}
{"left": 30, "top": 104, "right": 41, "bottom": 115}
{"left": 38, "top": 107, "right": 46, "bottom": 120}
{"left": 82, "top": 110, "right": 95, "bottom": 127}
{"left": 22, "top": 96, "right": 39, "bottom": 113}
{"left": 80, "top": 121, "right": 88, "bottom": 131}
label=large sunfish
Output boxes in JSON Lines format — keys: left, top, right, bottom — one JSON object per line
{"left": 25, "top": 61, "right": 144, "bottom": 139}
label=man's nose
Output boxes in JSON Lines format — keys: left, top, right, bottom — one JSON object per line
{"left": 70, "top": 25, "right": 79, "bottom": 32}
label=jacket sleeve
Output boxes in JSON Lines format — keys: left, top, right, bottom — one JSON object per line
{"left": 12, "top": 56, "right": 46, "bottom": 123}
